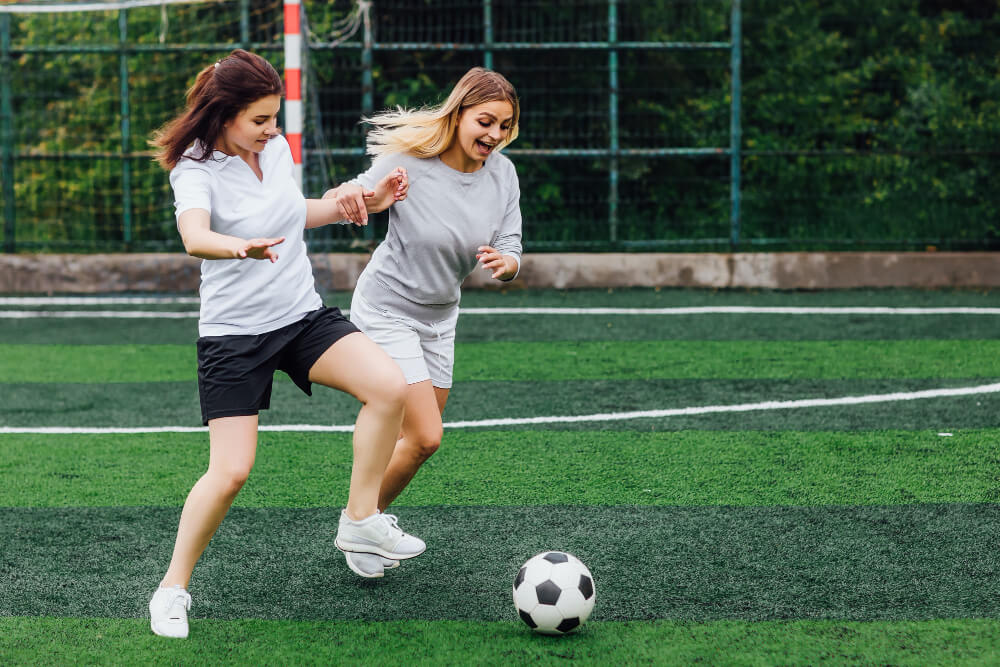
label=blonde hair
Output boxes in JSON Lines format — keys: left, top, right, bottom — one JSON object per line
{"left": 363, "top": 67, "right": 519, "bottom": 158}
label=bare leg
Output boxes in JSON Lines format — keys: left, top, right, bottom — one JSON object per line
{"left": 378, "top": 381, "right": 450, "bottom": 511}
{"left": 160, "top": 415, "right": 259, "bottom": 588}
{"left": 307, "top": 331, "right": 407, "bottom": 521}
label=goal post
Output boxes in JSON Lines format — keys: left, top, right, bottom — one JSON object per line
{"left": 283, "top": 0, "right": 303, "bottom": 188}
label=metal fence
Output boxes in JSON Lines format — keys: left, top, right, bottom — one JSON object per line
{"left": 1, "top": 0, "right": 997, "bottom": 253}
{"left": 0, "top": 0, "right": 739, "bottom": 253}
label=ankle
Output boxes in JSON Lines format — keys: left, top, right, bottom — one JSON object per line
{"left": 344, "top": 508, "right": 378, "bottom": 522}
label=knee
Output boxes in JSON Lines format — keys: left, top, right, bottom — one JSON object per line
{"left": 409, "top": 428, "right": 442, "bottom": 460}
{"left": 208, "top": 464, "right": 253, "bottom": 497}
{"left": 373, "top": 367, "right": 407, "bottom": 412}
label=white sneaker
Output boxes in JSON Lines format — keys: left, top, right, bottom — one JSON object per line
{"left": 149, "top": 584, "right": 192, "bottom": 639}
{"left": 335, "top": 511, "right": 426, "bottom": 560}
{"left": 343, "top": 551, "right": 401, "bottom": 578}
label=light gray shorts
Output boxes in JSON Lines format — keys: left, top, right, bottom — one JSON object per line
{"left": 349, "top": 291, "right": 459, "bottom": 388}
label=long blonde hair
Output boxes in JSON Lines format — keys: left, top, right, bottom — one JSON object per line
{"left": 363, "top": 67, "right": 519, "bottom": 158}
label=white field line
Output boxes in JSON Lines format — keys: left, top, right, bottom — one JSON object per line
{"left": 0, "top": 311, "right": 199, "bottom": 319}
{"left": 459, "top": 306, "right": 1000, "bottom": 315}
{"left": 0, "top": 310, "right": 198, "bottom": 320}
{"left": 5, "top": 305, "right": 1000, "bottom": 318}
{"left": 3, "top": 382, "right": 998, "bottom": 435}
{"left": 0, "top": 297, "right": 200, "bottom": 305}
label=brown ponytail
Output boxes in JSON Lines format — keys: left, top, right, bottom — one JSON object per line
{"left": 151, "top": 49, "right": 284, "bottom": 170}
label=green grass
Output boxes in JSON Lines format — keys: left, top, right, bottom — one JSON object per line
{"left": 5, "top": 505, "right": 1000, "bottom": 621}
{"left": 4, "top": 288, "right": 1000, "bottom": 664}
{"left": 9, "top": 312, "right": 1000, "bottom": 345}
{"left": 3, "top": 377, "right": 998, "bottom": 431}
{"left": 2, "top": 430, "right": 999, "bottom": 508}
{"left": 6, "top": 339, "right": 1000, "bottom": 383}
{"left": 3, "top": 617, "right": 1000, "bottom": 666}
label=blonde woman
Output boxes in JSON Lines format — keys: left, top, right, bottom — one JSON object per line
{"left": 324, "top": 67, "right": 522, "bottom": 579}
{"left": 147, "top": 49, "right": 425, "bottom": 638}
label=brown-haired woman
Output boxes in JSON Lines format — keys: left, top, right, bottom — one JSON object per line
{"left": 147, "top": 48, "right": 425, "bottom": 639}
{"left": 322, "top": 67, "right": 523, "bottom": 578}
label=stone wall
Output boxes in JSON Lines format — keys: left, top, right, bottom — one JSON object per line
{"left": 1, "top": 252, "right": 998, "bottom": 293}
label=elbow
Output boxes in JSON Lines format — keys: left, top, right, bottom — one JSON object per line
{"left": 179, "top": 235, "right": 199, "bottom": 258}
{"left": 179, "top": 233, "right": 215, "bottom": 260}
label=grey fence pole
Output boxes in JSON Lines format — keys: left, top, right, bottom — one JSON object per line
{"left": 483, "top": 0, "right": 493, "bottom": 69}
{"left": 119, "top": 9, "right": 133, "bottom": 245}
{"left": 240, "top": 0, "right": 250, "bottom": 47}
{"left": 608, "top": 0, "right": 618, "bottom": 244}
{"left": 729, "top": 0, "right": 742, "bottom": 249}
{"left": 1, "top": 13, "right": 13, "bottom": 253}
{"left": 361, "top": 1, "right": 374, "bottom": 241}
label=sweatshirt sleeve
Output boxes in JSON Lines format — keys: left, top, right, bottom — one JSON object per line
{"left": 350, "top": 155, "right": 400, "bottom": 190}
{"left": 493, "top": 162, "right": 523, "bottom": 280}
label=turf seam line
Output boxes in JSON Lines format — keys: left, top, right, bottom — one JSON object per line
{"left": 3, "top": 381, "right": 999, "bottom": 434}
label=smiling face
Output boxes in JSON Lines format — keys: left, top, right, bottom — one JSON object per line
{"left": 440, "top": 100, "right": 515, "bottom": 173}
{"left": 217, "top": 94, "right": 281, "bottom": 159}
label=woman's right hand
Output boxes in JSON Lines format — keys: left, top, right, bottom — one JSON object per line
{"left": 237, "top": 236, "right": 285, "bottom": 262}
{"left": 322, "top": 184, "right": 374, "bottom": 226}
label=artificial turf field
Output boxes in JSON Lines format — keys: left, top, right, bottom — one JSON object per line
{"left": 2, "top": 287, "right": 1000, "bottom": 665}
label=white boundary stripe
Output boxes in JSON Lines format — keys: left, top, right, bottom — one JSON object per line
{"left": 5, "top": 304, "right": 1000, "bottom": 317}
{"left": 0, "top": 297, "right": 199, "bottom": 305}
{"left": 3, "top": 382, "right": 998, "bottom": 434}
{"left": 442, "top": 382, "right": 1000, "bottom": 428}
{"left": 457, "top": 306, "right": 1000, "bottom": 315}
{"left": 0, "top": 311, "right": 198, "bottom": 319}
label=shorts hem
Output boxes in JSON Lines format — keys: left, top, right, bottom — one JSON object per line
{"left": 202, "top": 408, "right": 262, "bottom": 426}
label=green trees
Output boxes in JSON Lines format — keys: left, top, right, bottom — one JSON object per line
{"left": 2, "top": 0, "right": 997, "bottom": 251}
{"left": 740, "top": 0, "right": 1000, "bottom": 248}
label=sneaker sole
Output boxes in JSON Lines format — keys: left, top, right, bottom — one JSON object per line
{"left": 334, "top": 538, "right": 425, "bottom": 561}
{"left": 344, "top": 556, "right": 384, "bottom": 579}
{"left": 150, "top": 619, "right": 188, "bottom": 639}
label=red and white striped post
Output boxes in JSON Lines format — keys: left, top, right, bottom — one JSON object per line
{"left": 283, "top": 0, "right": 303, "bottom": 188}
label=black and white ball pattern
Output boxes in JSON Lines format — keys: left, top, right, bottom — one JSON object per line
{"left": 512, "top": 551, "right": 596, "bottom": 634}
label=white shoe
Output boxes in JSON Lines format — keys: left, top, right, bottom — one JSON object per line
{"left": 149, "top": 585, "right": 192, "bottom": 639}
{"left": 343, "top": 551, "right": 401, "bottom": 579}
{"left": 335, "top": 511, "right": 426, "bottom": 560}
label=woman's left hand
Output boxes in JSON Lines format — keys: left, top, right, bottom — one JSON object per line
{"left": 371, "top": 167, "right": 408, "bottom": 209}
{"left": 476, "top": 245, "right": 517, "bottom": 280}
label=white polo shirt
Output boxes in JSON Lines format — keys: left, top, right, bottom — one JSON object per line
{"left": 171, "top": 134, "right": 322, "bottom": 337}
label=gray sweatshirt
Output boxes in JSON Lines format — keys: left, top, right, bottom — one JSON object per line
{"left": 351, "top": 151, "right": 522, "bottom": 322}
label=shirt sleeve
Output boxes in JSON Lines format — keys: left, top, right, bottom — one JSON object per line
{"left": 169, "top": 160, "right": 213, "bottom": 218}
{"left": 350, "top": 155, "right": 400, "bottom": 190}
{"left": 493, "top": 164, "right": 523, "bottom": 281}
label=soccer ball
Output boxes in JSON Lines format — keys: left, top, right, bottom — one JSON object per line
{"left": 512, "top": 551, "right": 596, "bottom": 634}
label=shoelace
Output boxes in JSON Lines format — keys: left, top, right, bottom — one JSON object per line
{"left": 166, "top": 589, "right": 192, "bottom": 618}
{"left": 381, "top": 513, "right": 402, "bottom": 535}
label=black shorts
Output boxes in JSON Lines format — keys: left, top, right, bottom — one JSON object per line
{"left": 196, "top": 307, "right": 359, "bottom": 425}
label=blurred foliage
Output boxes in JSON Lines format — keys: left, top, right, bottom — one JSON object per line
{"left": 0, "top": 0, "right": 998, "bottom": 251}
